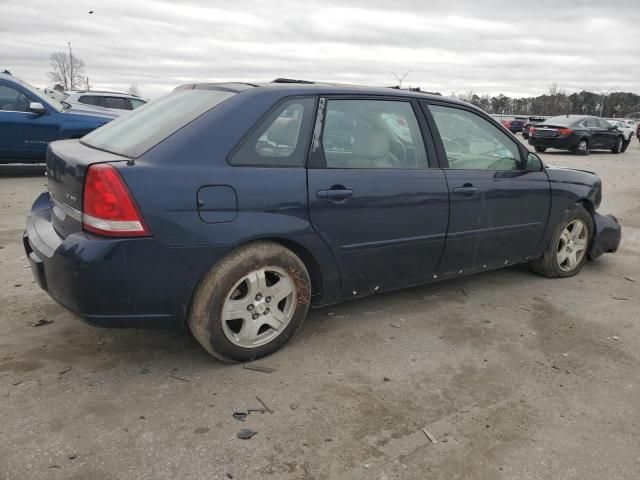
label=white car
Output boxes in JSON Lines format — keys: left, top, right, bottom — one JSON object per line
{"left": 62, "top": 90, "right": 147, "bottom": 114}
{"left": 607, "top": 119, "right": 634, "bottom": 144}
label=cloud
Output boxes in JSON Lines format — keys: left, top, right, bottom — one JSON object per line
{"left": 2, "top": 0, "right": 639, "bottom": 99}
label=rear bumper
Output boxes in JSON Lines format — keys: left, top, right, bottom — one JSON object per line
{"left": 528, "top": 136, "right": 578, "bottom": 150}
{"left": 24, "top": 192, "right": 231, "bottom": 329}
{"left": 589, "top": 212, "right": 621, "bottom": 259}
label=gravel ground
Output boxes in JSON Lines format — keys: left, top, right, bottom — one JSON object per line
{"left": 1, "top": 139, "right": 639, "bottom": 480}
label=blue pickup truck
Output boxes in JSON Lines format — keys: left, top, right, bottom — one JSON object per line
{"left": 0, "top": 72, "right": 115, "bottom": 164}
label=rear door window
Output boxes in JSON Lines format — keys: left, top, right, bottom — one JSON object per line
{"left": 230, "top": 97, "right": 315, "bottom": 167}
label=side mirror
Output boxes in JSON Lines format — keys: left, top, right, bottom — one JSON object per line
{"left": 29, "top": 102, "right": 47, "bottom": 115}
{"left": 526, "top": 152, "right": 544, "bottom": 172}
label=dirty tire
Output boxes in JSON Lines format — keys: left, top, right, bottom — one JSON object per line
{"left": 612, "top": 136, "right": 624, "bottom": 154}
{"left": 534, "top": 146, "right": 546, "bottom": 153}
{"left": 621, "top": 138, "right": 630, "bottom": 152}
{"left": 529, "top": 205, "right": 593, "bottom": 278}
{"left": 188, "top": 242, "right": 311, "bottom": 362}
{"left": 573, "top": 138, "right": 589, "bottom": 156}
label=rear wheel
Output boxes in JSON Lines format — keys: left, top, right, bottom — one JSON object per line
{"left": 534, "top": 146, "right": 546, "bottom": 153}
{"left": 529, "top": 205, "right": 592, "bottom": 278}
{"left": 188, "top": 242, "right": 311, "bottom": 362}
{"left": 612, "top": 136, "right": 624, "bottom": 154}
{"left": 573, "top": 139, "right": 589, "bottom": 156}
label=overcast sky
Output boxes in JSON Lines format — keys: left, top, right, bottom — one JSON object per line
{"left": 2, "top": 0, "right": 639, "bottom": 99}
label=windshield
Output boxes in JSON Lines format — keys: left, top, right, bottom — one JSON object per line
{"left": 20, "top": 79, "right": 64, "bottom": 112}
{"left": 81, "top": 89, "right": 235, "bottom": 158}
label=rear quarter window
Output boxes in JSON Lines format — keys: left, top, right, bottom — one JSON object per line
{"left": 81, "top": 89, "right": 235, "bottom": 158}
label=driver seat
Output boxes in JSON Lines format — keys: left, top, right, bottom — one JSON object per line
{"left": 351, "top": 130, "right": 397, "bottom": 168}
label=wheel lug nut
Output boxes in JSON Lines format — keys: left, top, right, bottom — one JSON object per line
{"left": 247, "top": 304, "right": 254, "bottom": 311}
{"left": 265, "top": 297, "right": 271, "bottom": 303}
{"left": 252, "top": 313, "right": 259, "bottom": 320}
{"left": 255, "top": 294, "right": 262, "bottom": 301}
{"left": 264, "top": 308, "right": 270, "bottom": 314}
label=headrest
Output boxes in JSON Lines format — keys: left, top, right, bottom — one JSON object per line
{"left": 352, "top": 130, "right": 390, "bottom": 159}
{"left": 267, "top": 117, "right": 299, "bottom": 146}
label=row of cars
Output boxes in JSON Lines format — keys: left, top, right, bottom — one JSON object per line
{"left": 504, "top": 115, "right": 637, "bottom": 155}
{"left": 0, "top": 71, "right": 146, "bottom": 164}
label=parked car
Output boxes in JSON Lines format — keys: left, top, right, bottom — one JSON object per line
{"left": 63, "top": 90, "right": 147, "bottom": 113}
{"left": 607, "top": 119, "right": 634, "bottom": 149}
{"left": 508, "top": 117, "right": 528, "bottom": 133}
{"left": 24, "top": 81, "right": 621, "bottom": 362}
{"left": 637, "top": 122, "right": 640, "bottom": 141}
{"left": 0, "top": 72, "right": 115, "bottom": 163}
{"left": 528, "top": 115, "right": 627, "bottom": 155}
{"left": 522, "top": 117, "right": 546, "bottom": 139}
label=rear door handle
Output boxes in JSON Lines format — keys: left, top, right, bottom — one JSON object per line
{"left": 453, "top": 185, "right": 479, "bottom": 196}
{"left": 316, "top": 188, "right": 354, "bottom": 200}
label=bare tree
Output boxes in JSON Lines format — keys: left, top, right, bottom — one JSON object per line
{"left": 128, "top": 82, "right": 141, "bottom": 97}
{"left": 48, "top": 52, "right": 85, "bottom": 91}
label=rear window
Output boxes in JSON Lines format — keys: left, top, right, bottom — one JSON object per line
{"left": 542, "top": 116, "right": 582, "bottom": 127}
{"left": 81, "top": 89, "right": 235, "bottom": 158}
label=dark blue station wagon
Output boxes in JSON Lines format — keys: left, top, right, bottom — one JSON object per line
{"left": 24, "top": 81, "right": 621, "bottom": 361}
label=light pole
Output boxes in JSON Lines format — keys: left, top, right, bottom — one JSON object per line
{"left": 68, "top": 42, "right": 74, "bottom": 90}
{"left": 390, "top": 71, "right": 412, "bottom": 89}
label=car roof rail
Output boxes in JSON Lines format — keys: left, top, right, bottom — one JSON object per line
{"left": 271, "top": 78, "right": 316, "bottom": 84}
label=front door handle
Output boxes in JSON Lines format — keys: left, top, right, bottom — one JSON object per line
{"left": 316, "top": 188, "right": 354, "bottom": 200}
{"left": 453, "top": 184, "right": 479, "bottom": 197}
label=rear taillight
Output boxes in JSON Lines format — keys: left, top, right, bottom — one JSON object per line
{"left": 556, "top": 128, "right": 573, "bottom": 137}
{"left": 82, "top": 163, "right": 150, "bottom": 237}
{"left": 530, "top": 127, "right": 537, "bottom": 134}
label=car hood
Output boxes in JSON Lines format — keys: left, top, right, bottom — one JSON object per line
{"left": 62, "top": 104, "right": 123, "bottom": 120}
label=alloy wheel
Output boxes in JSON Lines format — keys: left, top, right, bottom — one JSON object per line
{"left": 556, "top": 220, "right": 588, "bottom": 272}
{"left": 220, "top": 267, "right": 296, "bottom": 348}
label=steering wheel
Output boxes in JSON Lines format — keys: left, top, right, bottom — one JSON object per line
{"left": 389, "top": 140, "right": 407, "bottom": 165}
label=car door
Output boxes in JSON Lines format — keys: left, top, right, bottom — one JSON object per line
{"left": 584, "top": 117, "right": 605, "bottom": 148}
{"left": 597, "top": 118, "right": 618, "bottom": 148}
{"left": 307, "top": 97, "right": 449, "bottom": 296}
{"left": 0, "top": 82, "right": 59, "bottom": 160}
{"left": 422, "top": 102, "right": 551, "bottom": 277}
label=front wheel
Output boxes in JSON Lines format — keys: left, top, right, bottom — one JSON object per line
{"left": 612, "top": 136, "right": 624, "bottom": 154}
{"left": 529, "top": 205, "right": 593, "bottom": 278}
{"left": 621, "top": 138, "right": 630, "bottom": 152}
{"left": 188, "top": 242, "right": 311, "bottom": 362}
{"left": 534, "top": 146, "right": 546, "bottom": 153}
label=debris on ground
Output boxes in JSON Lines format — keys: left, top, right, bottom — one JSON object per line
{"left": 58, "top": 366, "right": 72, "bottom": 376}
{"left": 422, "top": 427, "right": 438, "bottom": 444}
{"left": 232, "top": 411, "right": 248, "bottom": 421}
{"left": 363, "top": 463, "right": 370, "bottom": 469}
{"left": 168, "top": 373, "right": 189, "bottom": 382}
{"left": 624, "top": 276, "right": 637, "bottom": 283}
{"left": 460, "top": 288, "right": 469, "bottom": 296}
{"left": 33, "top": 319, "right": 53, "bottom": 327}
{"left": 237, "top": 428, "right": 257, "bottom": 440}
{"left": 611, "top": 336, "right": 620, "bottom": 341}
{"left": 518, "top": 306, "right": 531, "bottom": 312}
{"left": 256, "top": 396, "right": 273, "bottom": 414}
{"left": 611, "top": 295, "right": 629, "bottom": 301}
{"left": 289, "top": 403, "right": 298, "bottom": 410}
{"left": 390, "top": 323, "right": 400, "bottom": 328}
{"left": 243, "top": 365, "right": 277, "bottom": 373}
{"left": 12, "top": 380, "right": 22, "bottom": 386}
{"left": 383, "top": 376, "right": 390, "bottom": 382}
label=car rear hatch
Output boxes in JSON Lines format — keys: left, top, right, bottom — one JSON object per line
{"left": 46, "top": 140, "right": 129, "bottom": 238}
